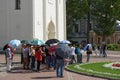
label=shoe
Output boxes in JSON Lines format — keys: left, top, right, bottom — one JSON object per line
{"left": 57, "top": 75, "right": 63, "bottom": 78}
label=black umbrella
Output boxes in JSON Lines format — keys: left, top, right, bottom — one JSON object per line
{"left": 45, "top": 39, "right": 60, "bottom": 45}
{"left": 55, "top": 44, "right": 71, "bottom": 58}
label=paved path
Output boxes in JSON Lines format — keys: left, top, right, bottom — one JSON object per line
{"left": 0, "top": 51, "right": 120, "bottom": 80}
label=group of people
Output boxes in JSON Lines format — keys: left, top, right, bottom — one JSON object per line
{"left": 94, "top": 42, "right": 107, "bottom": 57}
{"left": 21, "top": 43, "right": 70, "bottom": 77}
{"left": 3, "top": 40, "right": 107, "bottom": 78}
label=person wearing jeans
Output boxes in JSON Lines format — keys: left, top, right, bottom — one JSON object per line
{"left": 30, "top": 46, "right": 36, "bottom": 70}
{"left": 55, "top": 50, "right": 65, "bottom": 78}
{"left": 56, "top": 59, "right": 64, "bottom": 77}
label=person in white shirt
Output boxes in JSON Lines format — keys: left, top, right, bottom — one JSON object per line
{"left": 69, "top": 44, "right": 76, "bottom": 64}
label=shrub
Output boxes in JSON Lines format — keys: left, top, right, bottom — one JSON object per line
{"left": 107, "top": 44, "right": 120, "bottom": 51}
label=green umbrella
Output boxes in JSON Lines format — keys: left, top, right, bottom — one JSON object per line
{"left": 32, "top": 39, "right": 45, "bottom": 45}
{"left": 21, "top": 40, "right": 31, "bottom": 44}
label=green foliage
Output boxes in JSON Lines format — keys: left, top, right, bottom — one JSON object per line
{"left": 66, "top": 0, "right": 120, "bottom": 41}
{"left": 91, "top": 0, "right": 120, "bottom": 39}
{"left": 107, "top": 44, "right": 120, "bottom": 51}
{"left": 66, "top": 0, "right": 89, "bottom": 19}
{"left": 67, "top": 25, "right": 72, "bottom": 34}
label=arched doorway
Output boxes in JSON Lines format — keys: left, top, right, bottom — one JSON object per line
{"left": 48, "top": 20, "right": 55, "bottom": 39}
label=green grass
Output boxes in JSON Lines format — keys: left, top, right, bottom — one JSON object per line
{"left": 66, "top": 62, "right": 120, "bottom": 79}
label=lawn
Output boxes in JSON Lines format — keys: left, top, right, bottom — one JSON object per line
{"left": 66, "top": 62, "right": 120, "bottom": 79}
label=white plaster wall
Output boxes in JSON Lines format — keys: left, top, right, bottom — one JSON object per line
{"left": 0, "top": 0, "right": 8, "bottom": 46}
{"left": 0, "top": 0, "right": 33, "bottom": 47}
{"left": 0, "top": 0, "right": 66, "bottom": 47}
{"left": 7, "top": 0, "right": 33, "bottom": 40}
{"left": 33, "top": 0, "right": 44, "bottom": 40}
{"left": 45, "top": 0, "right": 57, "bottom": 40}
{"left": 57, "top": 0, "right": 66, "bottom": 41}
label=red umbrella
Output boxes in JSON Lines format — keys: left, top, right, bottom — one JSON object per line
{"left": 49, "top": 45, "right": 57, "bottom": 53}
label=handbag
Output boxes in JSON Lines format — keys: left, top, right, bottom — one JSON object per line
{"left": 87, "top": 51, "right": 92, "bottom": 54}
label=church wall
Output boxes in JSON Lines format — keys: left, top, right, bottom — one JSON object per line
{"left": 45, "top": 0, "right": 57, "bottom": 40}
{"left": 57, "top": 0, "right": 66, "bottom": 40}
{"left": 33, "top": 0, "right": 44, "bottom": 40}
{"left": 44, "top": 0, "right": 66, "bottom": 41}
{"left": 8, "top": 0, "right": 33, "bottom": 40}
{"left": 0, "top": 0, "right": 33, "bottom": 47}
{"left": 0, "top": 0, "right": 66, "bottom": 47}
{"left": 0, "top": 0, "right": 8, "bottom": 46}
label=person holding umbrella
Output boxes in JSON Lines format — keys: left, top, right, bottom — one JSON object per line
{"left": 55, "top": 43, "right": 71, "bottom": 77}
{"left": 30, "top": 46, "right": 36, "bottom": 70}
{"left": 9, "top": 39, "right": 20, "bottom": 65}
{"left": 84, "top": 42, "right": 92, "bottom": 62}
{"left": 4, "top": 44, "right": 13, "bottom": 72}
{"left": 35, "top": 46, "right": 43, "bottom": 72}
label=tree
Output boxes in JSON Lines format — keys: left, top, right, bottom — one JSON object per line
{"left": 66, "top": 0, "right": 120, "bottom": 42}
{"left": 91, "top": 0, "right": 120, "bottom": 41}
{"left": 66, "top": 0, "right": 90, "bottom": 39}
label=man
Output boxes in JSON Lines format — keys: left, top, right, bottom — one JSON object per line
{"left": 101, "top": 42, "right": 107, "bottom": 57}
{"left": 84, "top": 43, "right": 92, "bottom": 62}
{"left": 75, "top": 44, "right": 82, "bottom": 63}
{"left": 55, "top": 44, "right": 70, "bottom": 78}
{"left": 55, "top": 52, "right": 64, "bottom": 77}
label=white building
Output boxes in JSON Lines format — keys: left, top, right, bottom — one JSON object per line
{"left": 0, "top": 0, "right": 66, "bottom": 47}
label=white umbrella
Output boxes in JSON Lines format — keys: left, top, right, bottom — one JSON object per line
{"left": 10, "top": 39, "right": 21, "bottom": 48}
{"left": 59, "top": 40, "right": 71, "bottom": 44}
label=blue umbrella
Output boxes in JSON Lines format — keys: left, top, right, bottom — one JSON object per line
{"left": 59, "top": 40, "right": 71, "bottom": 44}
{"left": 32, "top": 39, "right": 45, "bottom": 45}
{"left": 10, "top": 39, "right": 21, "bottom": 48}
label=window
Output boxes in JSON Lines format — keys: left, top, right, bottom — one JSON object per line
{"left": 98, "top": 37, "right": 100, "bottom": 44}
{"left": 15, "top": 0, "right": 21, "bottom": 10}
{"left": 74, "top": 24, "right": 79, "bottom": 33}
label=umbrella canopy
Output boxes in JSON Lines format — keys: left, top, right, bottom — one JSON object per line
{"left": 10, "top": 39, "right": 21, "bottom": 48}
{"left": 21, "top": 40, "right": 31, "bottom": 44}
{"left": 84, "top": 43, "right": 92, "bottom": 51}
{"left": 49, "top": 44, "right": 57, "bottom": 53}
{"left": 59, "top": 40, "right": 71, "bottom": 44}
{"left": 45, "top": 39, "right": 60, "bottom": 45}
{"left": 55, "top": 44, "right": 71, "bottom": 58}
{"left": 32, "top": 39, "right": 45, "bottom": 46}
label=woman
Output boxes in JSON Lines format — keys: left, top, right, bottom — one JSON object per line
{"left": 5, "top": 44, "right": 12, "bottom": 72}
{"left": 35, "top": 46, "right": 42, "bottom": 72}
{"left": 30, "top": 46, "right": 36, "bottom": 70}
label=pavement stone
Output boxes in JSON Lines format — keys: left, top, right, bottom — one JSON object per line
{"left": 0, "top": 50, "right": 120, "bottom": 80}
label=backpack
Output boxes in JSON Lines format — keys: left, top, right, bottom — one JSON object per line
{"left": 86, "top": 45, "right": 92, "bottom": 51}
{"left": 75, "top": 48, "right": 78, "bottom": 54}
{"left": 86, "top": 45, "right": 92, "bottom": 54}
